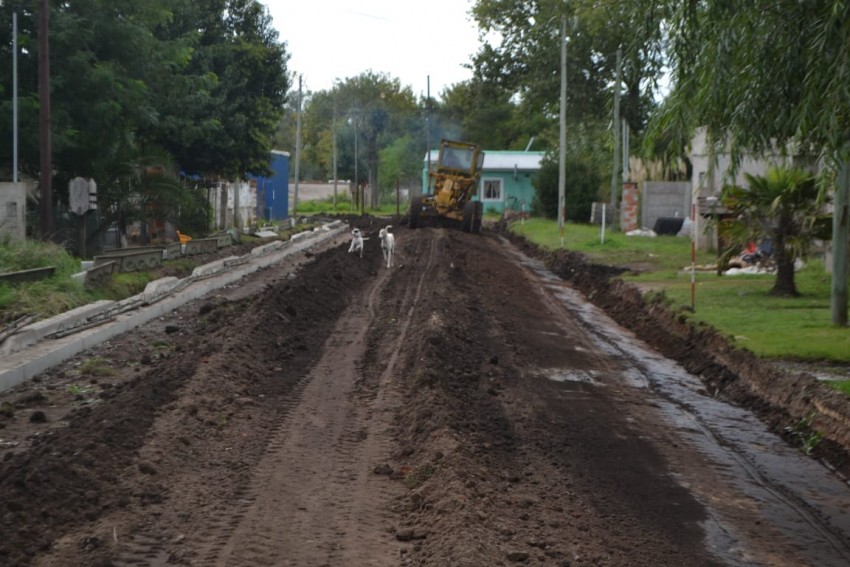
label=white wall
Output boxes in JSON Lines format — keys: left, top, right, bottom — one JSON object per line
{"left": 0, "top": 182, "right": 28, "bottom": 241}
{"left": 208, "top": 181, "right": 258, "bottom": 230}
{"left": 689, "top": 129, "right": 791, "bottom": 250}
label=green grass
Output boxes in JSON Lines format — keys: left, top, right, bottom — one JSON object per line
{"left": 0, "top": 220, "right": 329, "bottom": 321}
{"left": 511, "top": 218, "right": 716, "bottom": 273}
{"left": 0, "top": 239, "right": 91, "bottom": 318}
{"left": 659, "top": 265, "right": 849, "bottom": 360}
{"left": 510, "top": 218, "right": 850, "bottom": 364}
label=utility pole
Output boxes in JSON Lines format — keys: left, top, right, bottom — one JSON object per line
{"left": 293, "top": 75, "right": 302, "bottom": 217}
{"left": 354, "top": 108, "right": 359, "bottom": 212}
{"left": 558, "top": 14, "right": 567, "bottom": 244}
{"left": 13, "top": 10, "right": 18, "bottom": 185}
{"left": 832, "top": 160, "right": 849, "bottom": 326}
{"left": 332, "top": 97, "right": 338, "bottom": 211}
{"left": 426, "top": 75, "right": 431, "bottom": 196}
{"left": 38, "top": 0, "right": 53, "bottom": 240}
{"left": 610, "top": 47, "right": 622, "bottom": 230}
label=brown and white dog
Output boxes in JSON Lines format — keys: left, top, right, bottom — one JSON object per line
{"left": 348, "top": 228, "right": 367, "bottom": 258}
{"left": 378, "top": 225, "right": 395, "bottom": 268}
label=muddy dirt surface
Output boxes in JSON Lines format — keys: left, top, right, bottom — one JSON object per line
{"left": 1, "top": 220, "right": 850, "bottom": 566}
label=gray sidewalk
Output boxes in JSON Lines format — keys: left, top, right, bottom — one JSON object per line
{"left": 0, "top": 222, "right": 346, "bottom": 392}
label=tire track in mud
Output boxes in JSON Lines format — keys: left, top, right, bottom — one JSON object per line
{"left": 188, "top": 232, "right": 439, "bottom": 566}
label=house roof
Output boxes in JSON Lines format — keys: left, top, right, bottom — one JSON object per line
{"left": 424, "top": 150, "right": 545, "bottom": 172}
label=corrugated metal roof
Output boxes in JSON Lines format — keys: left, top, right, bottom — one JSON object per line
{"left": 483, "top": 151, "right": 545, "bottom": 171}
{"left": 424, "top": 150, "right": 544, "bottom": 172}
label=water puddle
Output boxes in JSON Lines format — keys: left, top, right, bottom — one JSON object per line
{"left": 538, "top": 368, "right": 600, "bottom": 385}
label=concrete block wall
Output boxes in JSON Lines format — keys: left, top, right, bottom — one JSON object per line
{"left": 641, "top": 181, "right": 692, "bottom": 231}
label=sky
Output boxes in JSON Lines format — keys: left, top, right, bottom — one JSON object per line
{"left": 264, "top": 0, "right": 482, "bottom": 98}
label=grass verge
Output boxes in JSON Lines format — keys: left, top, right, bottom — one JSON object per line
{"left": 509, "top": 218, "right": 850, "bottom": 364}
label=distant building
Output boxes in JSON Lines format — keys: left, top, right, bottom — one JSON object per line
{"left": 423, "top": 149, "right": 545, "bottom": 214}
{"left": 249, "top": 150, "right": 290, "bottom": 222}
{"left": 689, "top": 129, "right": 791, "bottom": 250}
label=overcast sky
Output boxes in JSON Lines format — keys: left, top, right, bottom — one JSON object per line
{"left": 264, "top": 0, "right": 482, "bottom": 98}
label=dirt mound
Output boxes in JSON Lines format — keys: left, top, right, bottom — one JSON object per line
{"left": 379, "top": 230, "right": 721, "bottom": 565}
{"left": 0, "top": 242, "right": 383, "bottom": 565}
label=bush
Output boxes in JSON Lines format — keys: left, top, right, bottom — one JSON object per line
{"left": 532, "top": 154, "right": 601, "bottom": 222}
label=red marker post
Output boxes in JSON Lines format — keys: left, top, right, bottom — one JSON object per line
{"left": 690, "top": 204, "right": 696, "bottom": 312}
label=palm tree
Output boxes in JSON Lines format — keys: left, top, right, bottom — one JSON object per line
{"left": 721, "top": 166, "right": 826, "bottom": 296}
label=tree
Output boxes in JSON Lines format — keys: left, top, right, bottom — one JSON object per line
{"left": 533, "top": 154, "right": 600, "bottom": 222}
{"left": 289, "top": 73, "right": 419, "bottom": 207}
{"left": 470, "top": 0, "right": 661, "bottom": 141}
{"left": 467, "top": 0, "right": 663, "bottom": 215}
{"left": 378, "top": 135, "right": 422, "bottom": 202}
{"left": 636, "top": 0, "right": 850, "bottom": 324}
{"left": 0, "top": 0, "right": 288, "bottom": 186}
{"left": 95, "top": 146, "right": 209, "bottom": 244}
{"left": 438, "top": 79, "right": 530, "bottom": 151}
{"left": 720, "top": 167, "right": 826, "bottom": 297}
{"left": 157, "top": 0, "right": 290, "bottom": 178}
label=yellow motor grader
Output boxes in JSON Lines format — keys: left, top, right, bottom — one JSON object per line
{"left": 409, "top": 139, "right": 485, "bottom": 233}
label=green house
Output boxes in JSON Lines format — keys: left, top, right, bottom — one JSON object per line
{"left": 422, "top": 149, "right": 545, "bottom": 214}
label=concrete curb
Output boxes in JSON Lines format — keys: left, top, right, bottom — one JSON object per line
{"left": 0, "top": 224, "right": 347, "bottom": 392}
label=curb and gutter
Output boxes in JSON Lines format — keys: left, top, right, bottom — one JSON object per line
{"left": 0, "top": 221, "right": 346, "bottom": 393}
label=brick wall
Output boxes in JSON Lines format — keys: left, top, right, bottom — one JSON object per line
{"left": 620, "top": 182, "right": 639, "bottom": 232}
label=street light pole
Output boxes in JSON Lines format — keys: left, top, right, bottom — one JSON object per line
{"left": 38, "top": 0, "right": 53, "bottom": 240}
{"left": 293, "top": 75, "right": 302, "bottom": 217}
{"left": 13, "top": 10, "right": 18, "bottom": 185}
{"left": 332, "top": 97, "right": 338, "bottom": 211}
{"left": 611, "top": 47, "right": 622, "bottom": 230}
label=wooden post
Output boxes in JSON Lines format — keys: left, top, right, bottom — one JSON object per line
{"left": 831, "top": 160, "right": 849, "bottom": 325}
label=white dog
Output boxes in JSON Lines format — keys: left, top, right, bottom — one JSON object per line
{"left": 348, "top": 228, "right": 368, "bottom": 258}
{"left": 379, "top": 225, "right": 395, "bottom": 268}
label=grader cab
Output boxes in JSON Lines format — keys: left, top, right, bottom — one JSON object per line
{"left": 409, "top": 139, "right": 485, "bottom": 233}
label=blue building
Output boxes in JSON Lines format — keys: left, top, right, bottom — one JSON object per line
{"left": 251, "top": 150, "right": 290, "bottom": 221}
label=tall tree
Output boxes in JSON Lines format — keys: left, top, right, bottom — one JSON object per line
{"left": 468, "top": 0, "right": 662, "bottom": 204}
{"left": 439, "top": 79, "right": 531, "bottom": 150}
{"left": 470, "top": 0, "right": 661, "bottom": 139}
{"left": 157, "top": 0, "right": 290, "bottom": 178}
{"left": 0, "top": 0, "right": 289, "bottom": 187}
{"left": 293, "top": 73, "right": 419, "bottom": 207}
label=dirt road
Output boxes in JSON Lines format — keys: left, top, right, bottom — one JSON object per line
{"left": 1, "top": 224, "right": 850, "bottom": 566}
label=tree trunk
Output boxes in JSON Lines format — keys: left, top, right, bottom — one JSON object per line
{"left": 771, "top": 255, "right": 799, "bottom": 296}
{"left": 770, "top": 233, "right": 799, "bottom": 296}
{"left": 368, "top": 154, "right": 379, "bottom": 209}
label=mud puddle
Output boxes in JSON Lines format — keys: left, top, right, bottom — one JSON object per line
{"left": 509, "top": 243, "right": 850, "bottom": 567}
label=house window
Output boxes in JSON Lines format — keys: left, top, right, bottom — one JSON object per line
{"left": 481, "top": 178, "right": 502, "bottom": 201}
